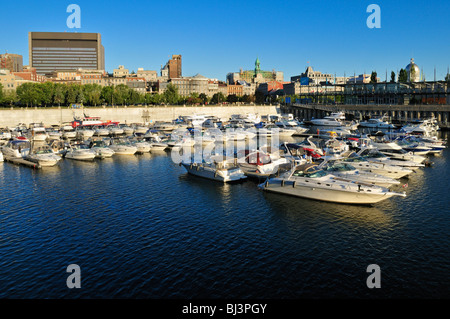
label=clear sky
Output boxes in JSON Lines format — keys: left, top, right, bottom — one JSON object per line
{"left": 1, "top": 0, "right": 449, "bottom": 81}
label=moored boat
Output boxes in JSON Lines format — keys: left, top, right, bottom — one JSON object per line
{"left": 259, "top": 163, "right": 406, "bottom": 204}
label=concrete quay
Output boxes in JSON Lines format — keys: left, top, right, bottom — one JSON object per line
{"left": 0, "top": 104, "right": 279, "bottom": 128}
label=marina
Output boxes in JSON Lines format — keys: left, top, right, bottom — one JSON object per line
{"left": 0, "top": 110, "right": 449, "bottom": 298}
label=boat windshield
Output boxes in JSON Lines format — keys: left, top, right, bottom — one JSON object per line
{"left": 247, "top": 152, "right": 271, "bottom": 165}
{"left": 322, "top": 162, "right": 355, "bottom": 172}
{"left": 91, "top": 141, "right": 105, "bottom": 147}
{"left": 34, "top": 146, "right": 53, "bottom": 154}
{"left": 359, "top": 149, "right": 386, "bottom": 158}
{"left": 292, "top": 166, "right": 327, "bottom": 178}
{"left": 343, "top": 155, "right": 365, "bottom": 163}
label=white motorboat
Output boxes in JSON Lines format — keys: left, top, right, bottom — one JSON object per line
{"left": 186, "top": 115, "right": 207, "bottom": 127}
{"left": 131, "top": 123, "right": 149, "bottom": 135}
{"left": 275, "top": 120, "right": 309, "bottom": 136}
{"left": 336, "top": 152, "right": 414, "bottom": 179}
{"left": 367, "top": 136, "right": 426, "bottom": 163}
{"left": 0, "top": 151, "right": 3, "bottom": 162}
{"left": 263, "top": 123, "right": 296, "bottom": 137}
{"left": 357, "top": 148, "right": 425, "bottom": 169}
{"left": 359, "top": 117, "right": 396, "bottom": 129}
{"left": 318, "top": 159, "right": 400, "bottom": 187}
{"left": 94, "top": 126, "right": 110, "bottom": 136}
{"left": 151, "top": 121, "right": 176, "bottom": 132}
{"left": 259, "top": 163, "right": 406, "bottom": 205}
{"left": 108, "top": 138, "right": 138, "bottom": 155}
{"left": 87, "top": 139, "right": 115, "bottom": 158}
{"left": 410, "top": 135, "right": 446, "bottom": 153}
{"left": 395, "top": 135, "right": 443, "bottom": 154}
{"left": 64, "top": 144, "right": 96, "bottom": 161}
{"left": 120, "top": 125, "right": 135, "bottom": 136}
{"left": 46, "top": 126, "right": 62, "bottom": 140}
{"left": 25, "top": 144, "right": 62, "bottom": 167}
{"left": 310, "top": 112, "right": 345, "bottom": 126}
{"left": 0, "top": 128, "right": 12, "bottom": 140}
{"left": 146, "top": 135, "right": 169, "bottom": 151}
{"left": 129, "top": 138, "right": 152, "bottom": 154}
{"left": 107, "top": 124, "right": 124, "bottom": 136}
{"left": 400, "top": 118, "right": 439, "bottom": 135}
{"left": 181, "top": 155, "right": 247, "bottom": 183}
{"left": 28, "top": 126, "right": 49, "bottom": 142}
{"left": 61, "top": 125, "right": 77, "bottom": 139}
{"left": 237, "top": 150, "right": 290, "bottom": 178}
{"left": 76, "top": 126, "right": 95, "bottom": 140}
{"left": 394, "top": 137, "right": 432, "bottom": 156}
{"left": 1, "top": 139, "right": 31, "bottom": 158}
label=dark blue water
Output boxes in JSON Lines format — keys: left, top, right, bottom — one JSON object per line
{"left": 0, "top": 134, "right": 449, "bottom": 299}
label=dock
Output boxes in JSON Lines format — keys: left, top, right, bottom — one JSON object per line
{"left": 4, "top": 156, "right": 41, "bottom": 169}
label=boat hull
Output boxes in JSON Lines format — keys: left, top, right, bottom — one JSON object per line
{"left": 181, "top": 163, "right": 247, "bottom": 183}
{"left": 260, "top": 178, "right": 399, "bottom": 204}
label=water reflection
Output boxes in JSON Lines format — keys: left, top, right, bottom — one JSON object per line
{"left": 262, "top": 191, "right": 395, "bottom": 229}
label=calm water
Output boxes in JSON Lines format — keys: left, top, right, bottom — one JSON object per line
{"left": 0, "top": 133, "right": 449, "bottom": 299}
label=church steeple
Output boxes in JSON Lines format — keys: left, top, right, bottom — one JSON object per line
{"left": 255, "top": 57, "right": 261, "bottom": 75}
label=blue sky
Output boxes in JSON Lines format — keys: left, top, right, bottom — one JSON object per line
{"left": 1, "top": 0, "right": 449, "bottom": 81}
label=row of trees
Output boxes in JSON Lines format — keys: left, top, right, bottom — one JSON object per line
{"left": 0, "top": 82, "right": 259, "bottom": 107}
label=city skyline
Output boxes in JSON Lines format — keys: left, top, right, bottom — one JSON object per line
{"left": 1, "top": 0, "right": 449, "bottom": 81}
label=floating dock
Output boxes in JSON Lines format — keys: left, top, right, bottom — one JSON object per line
{"left": 4, "top": 156, "right": 41, "bottom": 169}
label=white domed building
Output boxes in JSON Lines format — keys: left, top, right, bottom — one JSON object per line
{"left": 406, "top": 58, "right": 420, "bottom": 82}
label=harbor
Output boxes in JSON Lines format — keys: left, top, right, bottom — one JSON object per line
{"left": 0, "top": 110, "right": 449, "bottom": 298}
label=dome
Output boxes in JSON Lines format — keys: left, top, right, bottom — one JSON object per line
{"left": 406, "top": 58, "right": 420, "bottom": 82}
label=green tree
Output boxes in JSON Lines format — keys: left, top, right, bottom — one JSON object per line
{"left": 370, "top": 71, "right": 378, "bottom": 83}
{"left": 398, "top": 68, "right": 408, "bottom": 83}
{"left": 101, "top": 86, "right": 114, "bottom": 105}
{"left": 199, "top": 93, "right": 208, "bottom": 104}
{"left": 390, "top": 71, "right": 396, "bottom": 83}
{"left": 227, "top": 94, "right": 238, "bottom": 104}
{"left": 40, "top": 82, "right": 54, "bottom": 106}
{"left": 16, "top": 83, "right": 40, "bottom": 106}
{"left": 66, "top": 84, "right": 78, "bottom": 105}
{"left": 53, "top": 83, "right": 66, "bottom": 106}
{"left": 211, "top": 92, "right": 226, "bottom": 104}
{"left": 255, "top": 91, "right": 265, "bottom": 104}
{"left": 163, "top": 84, "right": 180, "bottom": 105}
{"left": 3, "top": 90, "right": 18, "bottom": 106}
{"left": 113, "top": 84, "right": 129, "bottom": 105}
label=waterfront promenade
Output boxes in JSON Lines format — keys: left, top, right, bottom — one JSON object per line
{"left": 0, "top": 104, "right": 279, "bottom": 127}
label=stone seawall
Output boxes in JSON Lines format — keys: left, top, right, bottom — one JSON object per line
{"left": 0, "top": 105, "right": 280, "bottom": 127}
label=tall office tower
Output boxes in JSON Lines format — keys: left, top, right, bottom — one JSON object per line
{"left": 29, "top": 32, "right": 105, "bottom": 75}
{"left": 0, "top": 53, "right": 23, "bottom": 72}
{"left": 168, "top": 54, "right": 182, "bottom": 79}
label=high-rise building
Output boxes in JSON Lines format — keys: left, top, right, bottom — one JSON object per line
{"left": 0, "top": 53, "right": 23, "bottom": 72}
{"left": 29, "top": 32, "right": 105, "bottom": 75}
{"left": 162, "top": 54, "right": 182, "bottom": 79}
